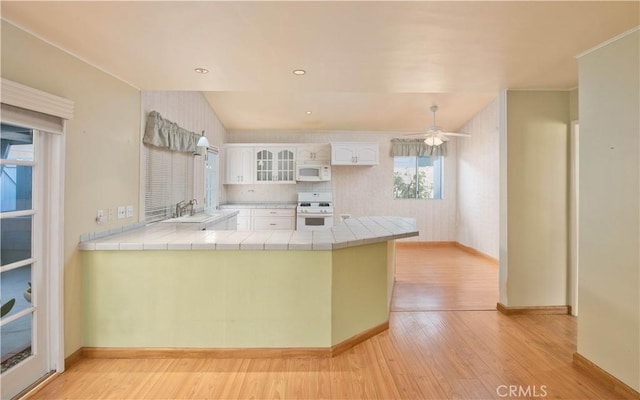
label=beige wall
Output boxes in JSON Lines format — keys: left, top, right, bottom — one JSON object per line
{"left": 456, "top": 97, "right": 500, "bottom": 258}
{"left": 577, "top": 30, "right": 639, "bottom": 391}
{"left": 227, "top": 131, "right": 458, "bottom": 241}
{"left": 569, "top": 88, "right": 579, "bottom": 122}
{"left": 505, "top": 90, "right": 570, "bottom": 306}
{"left": 1, "top": 21, "right": 142, "bottom": 357}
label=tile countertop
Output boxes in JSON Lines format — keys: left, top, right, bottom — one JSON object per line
{"left": 79, "top": 216, "right": 418, "bottom": 251}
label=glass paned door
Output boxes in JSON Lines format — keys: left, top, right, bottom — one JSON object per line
{"left": 204, "top": 149, "right": 218, "bottom": 214}
{"left": 1, "top": 124, "right": 49, "bottom": 399}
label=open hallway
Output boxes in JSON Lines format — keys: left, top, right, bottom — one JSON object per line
{"left": 26, "top": 246, "right": 633, "bottom": 399}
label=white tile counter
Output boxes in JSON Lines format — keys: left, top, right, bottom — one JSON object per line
{"left": 219, "top": 202, "right": 297, "bottom": 209}
{"left": 79, "top": 216, "right": 418, "bottom": 251}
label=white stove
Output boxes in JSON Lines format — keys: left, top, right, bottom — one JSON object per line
{"left": 296, "top": 192, "right": 334, "bottom": 231}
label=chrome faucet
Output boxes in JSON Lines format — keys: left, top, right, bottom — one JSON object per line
{"left": 175, "top": 200, "right": 187, "bottom": 217}
{"left": 175, "top": 199, "right": 198, "bottom": 217}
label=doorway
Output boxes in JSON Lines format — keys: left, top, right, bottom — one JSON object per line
{"left": 204, "top": 147, "right": 219, "bottom": 213}
{"left": 0, "top": 119, "right": 66, "bottom": 398}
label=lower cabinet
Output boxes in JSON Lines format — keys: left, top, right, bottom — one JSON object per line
{"left": 236, "top": 209, "right": 252, "bottom": 231}
{"left": 228, "top": 207, "right": 296, "bottom": 231}
{"left": 204, "top": 215, "right": 237, "bottom": 231}
{"left": 253, "top": 209, "right": 296, "bottom": 230}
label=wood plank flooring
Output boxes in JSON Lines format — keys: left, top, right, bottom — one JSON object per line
{"left": 392, "top": 245, "right": 498, "bottom": 311}
{"left": 27, "top": 246, "right": 635, "bottom": 400}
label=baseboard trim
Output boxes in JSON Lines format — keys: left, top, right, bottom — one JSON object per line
{"left": 396, "top": 241, "right": 455, "bottom": 248}
{"left": 83, "top": 346, "right": 331, "bottom": 359}
{"left": 331, "top": 321, "right": 389, "bottom": 356}
{"left": 496, "top": 302, "right": 571, "bottom": 315}
{"left": 573, "top": 352, "right": 640, "bottom": 399}
{"left": 395, "top": 241, "right": 499, "bottom": 265}
{"left": 64, "top": 347, "right": 84, "bottom": 369}
{"left": 454, "top": 242, "right": 499, "bottom": 264}
{"left": 82, "top": 322, "right": 389, "bottom": 360}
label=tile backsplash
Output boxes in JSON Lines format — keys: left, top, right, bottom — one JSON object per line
{"left": 225, "top": 181, "right": 333, "bottom": 204}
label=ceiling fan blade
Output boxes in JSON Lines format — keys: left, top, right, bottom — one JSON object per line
{"left": 441, "top": 132, "right": 471, "bottom": 137}
{"left": 403, "top": 132, "right": 430, "bottom": 136}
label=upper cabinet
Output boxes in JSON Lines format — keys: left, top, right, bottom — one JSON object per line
{"left": 225, "top": 145, "right": 254, "bottom": 184}
{"left": 255, "top": 146, "right": 296, "bottom": 184}
{"left": 297, "top": 144, "right": 331, "bottom": 164}
{"left": 330, "top": 142, "right": 379, "bottom": 165}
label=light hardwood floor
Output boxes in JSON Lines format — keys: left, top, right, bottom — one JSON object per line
{"left": 28, "top": 246, "right": 634, "bottom": 399}
{"left": 392, "top": 244, "right": 498, "bottom": 311}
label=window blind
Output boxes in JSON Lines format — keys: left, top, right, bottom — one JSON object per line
{"left": 144, "top": 145, "right": 194, "bottom": 223}
{"left": 0, "top": 104, "right": 65, "bottom": 135}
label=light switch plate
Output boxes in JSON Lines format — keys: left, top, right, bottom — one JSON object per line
{"left": 117, "top": 206, "right": 126, "bottom": 219}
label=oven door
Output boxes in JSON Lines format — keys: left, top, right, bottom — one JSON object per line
{"left": 297, "top": 214, "right": 333, "bottom": 231}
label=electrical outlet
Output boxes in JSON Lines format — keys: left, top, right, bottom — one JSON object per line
{"left": 126, "top": 205, "right": 134, "bottom": 218}
{"left": 108, "top": 208, "right": 114, "bottom": 220}
{"left": 117, "top": 206, "right": 126, "bottom": 219}
{"left": 96, "top": 209, "right": 106, "bottom": 224}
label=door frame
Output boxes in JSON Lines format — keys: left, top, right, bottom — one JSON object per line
{"left": 1, "top": 79, "right": 70, "bottom": 397}
{"left": 569, "top": 120, "right": 579, "bottom": 316}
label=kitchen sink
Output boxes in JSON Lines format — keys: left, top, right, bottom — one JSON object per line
{"left": 163, "top": 213, "right": 216, "bottom": 223}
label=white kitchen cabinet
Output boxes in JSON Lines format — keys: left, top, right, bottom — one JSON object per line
{"left": 204, "top": 215, "right": 237, "bottom": 231}
{"left": 330, "top": 142, "right": 379, "bottom": 165}
{"left": 297, "top": 144, "right": 331, "bottom": 163}
{"left": 235, "top": 209, "right": 252, "bottom": 231}
{"left": 225, "top": 145, "right": 254, "bottom": 184}
{"left": 255, "top": 147, "right": 296, "bottom": 183}
{"left": 229, "top": 208, "right": 295, "bottom": 231}
{"left": 253, "top": 208, "right": 296, "bottom": 230}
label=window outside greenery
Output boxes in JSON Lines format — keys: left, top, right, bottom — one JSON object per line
{"left": 393, "top": 156, "right": 443, "bottom": 199}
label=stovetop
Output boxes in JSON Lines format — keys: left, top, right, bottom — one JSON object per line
{"left": 297, "top": 192, "right": 334, "bottom": 213}
{"left": 297, "top": 192, "right": 333, "bottom": 204}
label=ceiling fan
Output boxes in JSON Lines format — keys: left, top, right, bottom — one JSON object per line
{"left": 405, "top": 105, "right": 471, "bottom": 146}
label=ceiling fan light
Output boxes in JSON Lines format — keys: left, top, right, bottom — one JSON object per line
{"left": 424, "top": 136, "right": 443, "bottom": 146}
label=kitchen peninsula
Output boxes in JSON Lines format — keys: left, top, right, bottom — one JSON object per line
{"left": 80, "top": 217, "right": 418, "bottom": 356}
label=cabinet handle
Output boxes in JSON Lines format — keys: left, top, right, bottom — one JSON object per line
{"left": 269, "top": 223, "right": 276, "bottom": 226}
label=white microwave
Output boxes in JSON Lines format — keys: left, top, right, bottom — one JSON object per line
{"left": 296, "top": 164, "right": 331, "bottom": 181}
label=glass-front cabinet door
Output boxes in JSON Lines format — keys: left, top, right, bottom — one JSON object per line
{"left": 277, "top": 149, "right": 295, "bottom": 182}
{"left": 255, "top": 147, "right": 295, "bottom": 183}
{"left": 255, "top": 149, "right": 274, "bottom": 182}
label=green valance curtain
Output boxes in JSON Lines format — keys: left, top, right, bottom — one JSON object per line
{"left": 143, "top": 111, "right": 199, "bottom": 153}
{"left": 390, "top": 138, "right": 447, "bottom": 157}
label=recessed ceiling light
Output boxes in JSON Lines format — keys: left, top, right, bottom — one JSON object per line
{"left": 293, "top": 69, "right": 306, "bottom": 75}
{"left": 305, "top": 111, "right": 313, "bottom": 115}
{"left": 194, "top": 67, "right": 209, "bottom": 74}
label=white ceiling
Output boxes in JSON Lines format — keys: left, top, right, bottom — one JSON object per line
{"left": 2, "top": 1, "right": 638, "bottom": 133}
